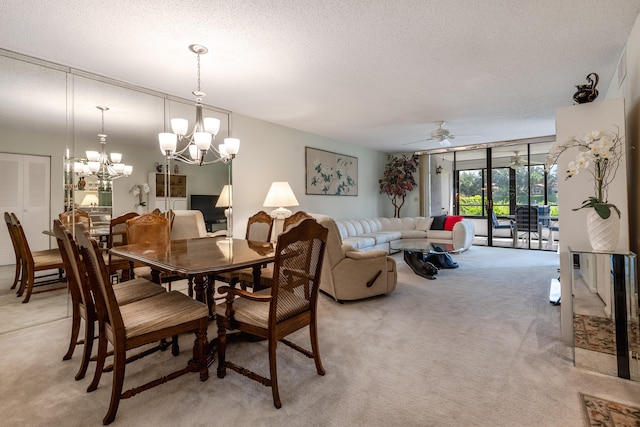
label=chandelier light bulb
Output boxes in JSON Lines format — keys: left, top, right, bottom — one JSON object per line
{"left": 189, "top": 144, "right": 199, "bottom": 160}
{"left": 123, "top": 165, "right": 133, "bottom": 176}
{"left": 204, "top": 117, "right": 221, "bottom": 135}
{"left": 158, "top": 132, "right": 177, "bottom": 153}
{"left": 86, "top": 151, "right": 100, "bottom": 162}
{"left": 88, "top": 161, "right": 100, "bottom": 173}
{"left": 110, "top": 153, "right": 122, "bottom": 164}
{"left": 171, "top": 118, "right": 189, "bottom": 136}
{"left": 224, "top": 138, "right": 240, "bottom": 155}
{"left": 194, "top": 132, "right": 212, "bottom": 150}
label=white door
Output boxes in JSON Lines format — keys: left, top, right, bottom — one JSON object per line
{"left": 0, "top": 153, "right": 51, "bottom": 266}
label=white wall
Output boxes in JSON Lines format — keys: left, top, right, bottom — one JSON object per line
{"left": 604, "top": 12, "right": 640, "bottom": 254}
{"left": 230, "top": 113, "right": 389, "bottom": 236}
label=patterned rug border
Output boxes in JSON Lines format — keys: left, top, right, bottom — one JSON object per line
{"left": 580, "top": 392, "right": 640, "bottom": 426}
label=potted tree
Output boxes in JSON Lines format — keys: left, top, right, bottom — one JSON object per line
{"left": 379, "top": 154, "right": 419, "bottom": 217}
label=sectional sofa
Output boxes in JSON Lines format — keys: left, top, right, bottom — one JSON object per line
{"left": 333, "top": 215, "right": 475, "bottom": 253}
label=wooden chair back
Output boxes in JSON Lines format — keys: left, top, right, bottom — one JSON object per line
{"left": 108, "top": 212, "right": 139, "bottom": 249}
{"left": 59, "top": 209, "right": 91, "bottom": 229}
{"left": 246, "top": 210, "right": 273, "bottom": 242}
{"left": 5, "top": 212, "right": 22, "bottom": 289}
{"left": 9, "top": 212, "right": 34, "bottom": 266}
{"left": 270, "top": 218, "right": 328, "bottom": 323}
{"left": 283, "top": 211, "right": 313, "bottom": 233}
{"left": 76, "top": 224, "right": 123, "bottom": 338}
{"left": 126, "top": 213, "right": 170, "bottom": 246}
{"left": 53, "top": 220, "right": 94, "bottom": 314}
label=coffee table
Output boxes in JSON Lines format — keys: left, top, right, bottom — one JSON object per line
{"left": 390, "top": 240, "right": 463, "bottom": 279}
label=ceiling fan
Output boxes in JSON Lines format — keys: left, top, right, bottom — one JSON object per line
{"left": 402, "top": 120, "right": 454, "bottom": 147}
{"left": 509, "top": 151, "right": 528, "bottom": 169}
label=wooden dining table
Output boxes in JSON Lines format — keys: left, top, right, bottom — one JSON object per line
{"left": 109, "top": 237, "right": 275, "bottom": 317}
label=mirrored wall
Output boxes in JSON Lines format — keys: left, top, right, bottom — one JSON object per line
{"left": 0, "top": 48, "right": 232, "bottom": 332}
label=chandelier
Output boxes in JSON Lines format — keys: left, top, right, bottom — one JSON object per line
{"left": 158, "top": 44, "right": 240, "bottom": 165}
{"left": 73, "top": 106, "right": 133, "bottom": 182}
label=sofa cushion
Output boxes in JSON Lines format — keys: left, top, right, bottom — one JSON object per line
{"left": 430, "top": 214, "right": 447, "bottom": 230}
{"left": 343, "top": 221, "right": 358, "bottom": 237}
{"left": 400, "top": 217, "right": 416, "bottom": 230}
{"left": 444, "top": 215, "right": 464, "bottom": 231}
{"left": 415, "top": 217, "right": 434, "bottom": 231}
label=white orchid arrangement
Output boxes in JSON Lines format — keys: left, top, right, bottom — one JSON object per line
{"left": 129, "top": 183, "right": 150, "bottom": 207}
{"left": 545, "top": 128, "right": 624, "bottom": 220}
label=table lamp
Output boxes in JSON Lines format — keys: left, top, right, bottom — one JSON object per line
{"left": 80, "top": 193, "right": 100, "bottom": 207}
{"left": 215, "top": 184, "right": 233, "bottom": 238}
{"left": 263, "top": 182, "right": 299, "bottom": 243}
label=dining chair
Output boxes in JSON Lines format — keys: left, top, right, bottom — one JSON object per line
{"left": 216, "top": 218, "right": 328, "bottom": 408}
{"left": 513, "top": 205, "right": 541, "bottom": 249}
{"left": 107, "top": 212, "right": 139, "bottom": 281}
{"left": 53, "top": 220, "right": 166, "bottom": 381}
{"left": 125, "top": 212, "right": 177, "bottom": 287}
{"left": 9, "top": 212, "right": 66, "bottom": 303}
{"left": 215, "top": 210, "right": 273, "bottom": 291}
{"left": 59, "top": 209, "right": 92, "bottom": 229}
{"left": 75, "top": 223, "right": 209, "bottom": 425}
{"left": 4, "top": 212, "right": 22, "bottom": 290}
{"left": 237, "top": 211, "right": 313, "bottom": 290}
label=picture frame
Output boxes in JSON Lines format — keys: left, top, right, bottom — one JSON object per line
{"left": 305, "top": 147, "right": 358, "bottom": 196}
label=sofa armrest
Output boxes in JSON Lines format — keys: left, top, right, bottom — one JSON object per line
{"left": 452, "top": 220, "right": 475, "bottom": 250}
{"left": 345, "top": 249, "right": 388, "bottom": 260}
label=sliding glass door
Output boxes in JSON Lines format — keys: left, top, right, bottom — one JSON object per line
{"left": 427, "top": 140, "right": 557, "bottom": 250}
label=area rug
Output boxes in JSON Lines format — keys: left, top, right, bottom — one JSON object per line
{"left": 574, "top": 314, "right": 616, "bottom": 355}
{"left": 581, "top": 393, "right": 640, "bottom": 426}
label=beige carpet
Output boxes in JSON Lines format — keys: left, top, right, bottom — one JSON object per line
{"left": 2, "top": 246, "right": 640, "bottom": 426}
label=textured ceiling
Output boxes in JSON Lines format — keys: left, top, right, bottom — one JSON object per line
{"left": 1, "top": 0, "right": 639, "bottom": 153}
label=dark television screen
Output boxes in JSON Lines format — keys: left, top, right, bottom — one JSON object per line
{"left": 190, "top": 195, "right": 227, "bottom": 224}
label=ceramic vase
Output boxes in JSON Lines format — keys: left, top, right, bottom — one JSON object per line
{"left": 586, "top": 209, "right": 620, "bottom": 251}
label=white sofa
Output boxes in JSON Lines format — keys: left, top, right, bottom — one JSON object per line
{"left": 334, "top": 216, "right": 475, "bottom": 253}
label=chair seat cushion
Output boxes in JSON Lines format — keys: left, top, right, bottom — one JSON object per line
{"left": 216, "top": 288, "right": 308, "bottom": 328}
{"left": 238, "top": 267, "right": 274, "bottom": 289}
{"left": 113, "top": 278, "right": 166, "bottom": 305}
{"left": 32, "top": 249, "right": 63, "bottom": 267}
{"left": 120, "top": 291, "right": 208, "bottom": 338}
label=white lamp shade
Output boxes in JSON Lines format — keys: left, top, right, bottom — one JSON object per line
{"left": 204, "top": 117, "right": 221, "bottom": 135}
{"left": 88, "top": 161, "right": 100, "bottom": 173}
{"left": 218, "top": 144, "right": 228, "bottom": 158}
{"left": 263, "top": 182, "right": 299, "bottom": 208}
{"left": 80, "top": 193, "right": 100, "bottom": 206}
{"left": 73, "top": 162, "right": 84, "bottom": 173}
{"left": 86, "top": 151, "right": 100, "bottom": 162}
{"left": 123, "top": 165, "right": 133, "bottom": 176}
{"left": 82, "top": 164, "right": 91, "bottom": 174}
{"left": 112, "top": 163, "right": 125, "bottom": 173}
{"left": 171, "top": 118, "right": 188, "bottom": 136}
{"left": 216, "top": 184, "right": 232, "bottom": 207}
{"left": 194, "top": 132, "right": 212, "bottom": 150}
{"left": 189, "top": 144, "right": 200, "bottom": 160}
{"left": 224, "top": 137, "right": 240, "bottom": 155}
{"left": 158, "top": 132, "right": 177, "bottom": 153}
{"left": 110, "top": 152, "right": 122, "bottom": 163}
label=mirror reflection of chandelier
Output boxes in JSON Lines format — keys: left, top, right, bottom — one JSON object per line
{"left": 158, "top": 44, "right": 240, "bottom": 165}
{"left": 73, "top": 106, "right": 133, "bottom": 180}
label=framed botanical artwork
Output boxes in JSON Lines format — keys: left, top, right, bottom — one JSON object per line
{"left": 305, "top": 147, "right": 358, "bottom": 196}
